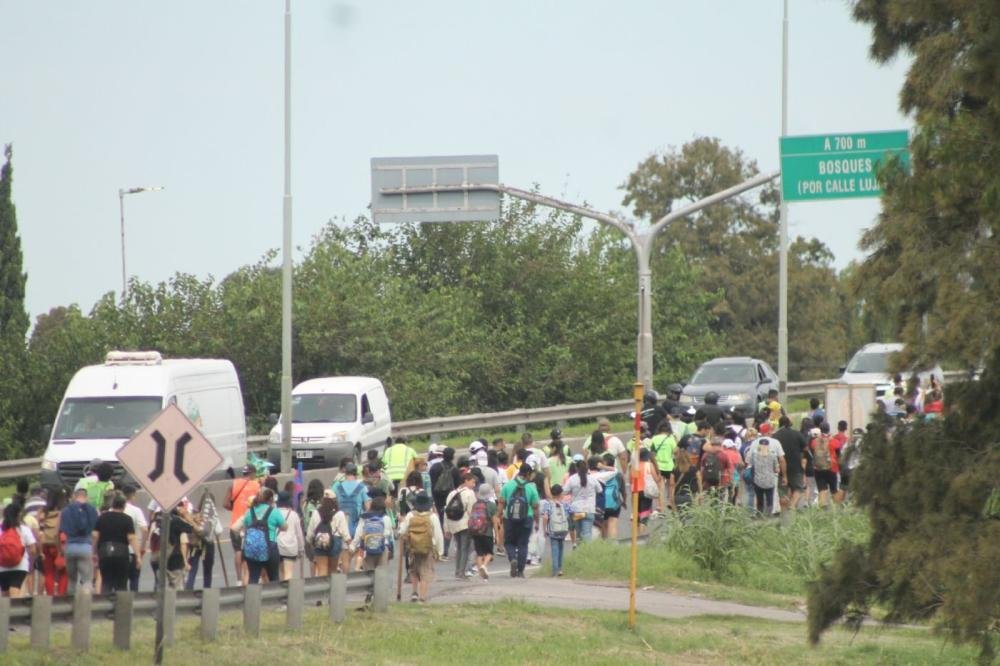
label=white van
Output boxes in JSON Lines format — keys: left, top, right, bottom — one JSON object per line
{"left": 267, "top": 376, "right": 392, "bottom": 470}
{"left": 838, "top": 342, "right": 943, "bottom": 398}
{"left": 40, "top": 351, "right": 247, "bottom": 489}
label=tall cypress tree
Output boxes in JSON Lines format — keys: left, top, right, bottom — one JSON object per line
{"left": 0, "top": 144, "right": 29, "bottom": 458}
{"left": 0, "top": 144, "right": 28, "bottom": 343}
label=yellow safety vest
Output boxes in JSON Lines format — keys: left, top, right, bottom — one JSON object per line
{"left": 382, "top": 444, "right": 415, "bottom": 481}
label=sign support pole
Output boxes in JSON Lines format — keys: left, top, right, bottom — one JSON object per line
{"left": 154, "top": 508, "right": 171, "bottom": 665}
{"left": 778, "top": 0, "right": 790, "bottom": 404}
{"left": 628, "top": 382, "right": 643, "bottom": 630}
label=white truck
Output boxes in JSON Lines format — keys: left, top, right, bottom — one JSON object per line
{"left": 267, "top": 376, "right": 392, "bottom": 469}
{"left": 40, "top": 351, "right": 247, "bottom": 489}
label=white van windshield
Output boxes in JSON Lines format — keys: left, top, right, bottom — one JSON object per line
{"left": 291, "top": 394, "right": 356, "bottom": 423}
{"left": 53, "top": 397, "right": 163, "bottom": 440}
{"left": 846, "top": 352, "right": 892, "bottom": 374}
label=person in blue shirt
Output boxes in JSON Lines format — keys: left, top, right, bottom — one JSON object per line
{"left": 242, "top": 488, "right": 287, "bottom": 584}
{"left": 59, "top": 487, "right": 99, "bottom": 594}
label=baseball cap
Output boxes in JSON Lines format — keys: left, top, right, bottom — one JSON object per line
{"left": 685, "top": 407, "right": 697, "bottom": 416}
{"left": 344, "top": 462, "right": 358, "bottom": 475}
{"left": 572, "top": 453, "right": 585, "bottom": 462}
{"left": 469, "top": 440, "right": 486, "bottom": 453}
{"left": 808, "top": 427, "right": 821, "bottom": 438}
{"left": 428, "top": 443, "right": 443, "bottom": 455}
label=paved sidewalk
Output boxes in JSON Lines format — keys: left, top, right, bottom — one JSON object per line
{"left": 427, "top": 576, "right": 806, "bottom": 623}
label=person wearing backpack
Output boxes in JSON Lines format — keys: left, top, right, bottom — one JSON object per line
{"left": 242, "top": 488, "right": 286, "bottom": 584}
{"left": 541, "top": 484, "right": 570, "bottom": 577}
{"left": 275, "top": 491, "right": 305, "bottom": 581}
{"left": 811, "top": 422, "right": 842, "bottom": 509}
{"left": 75, "top": 461, "right": 116, "bottom": 510}
{"left": 305, "top": 493, "right": 350, "bottom": 576}
{"left": 429, "top": 447, "right": 460, "bottom": 560}
{"left": 649, "top": 422, "right": 678, "bottom": 513}
{"left": 39, "top": 488, "right": 68, "bottom": 596}
{"left": 397, "top": 492, "right": 443, "bottom": 603}
{"left": 59, "top": 487, "right": 98, "bottom": 595}
{"left": 749, "top": 437, "right": 781, "bottom": 516}
{"left": 498, "top": 463, "right": 540, "bottom": 578}
{"left": 331, "top": 463, "right": 371, "bottom": 545}
{"left": 443, "top": 473, "right": 477, "bottom": 580}
{"left": 0, "top": 503, "right": 37, "bottom": 598}
{"left": 350, "top": 496, "right": 393, "bottom": 571}
{"left": 469, "top": 483, "right": 497, "bottom": 580}
{"left": 599, "top": 453, "right": 626, "bottom": 539}
{"left": 671, "top": 448, "right": 700, "bottom": 514}
{"left": 700, "top": 426, "right": 734, "bottom": 501}
{"left": 92, "top": 493, "right": 141, "bottom": 594}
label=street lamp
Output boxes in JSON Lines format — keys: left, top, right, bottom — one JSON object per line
{"left": 118, "top": 186, "right": 164, "bottom": 299}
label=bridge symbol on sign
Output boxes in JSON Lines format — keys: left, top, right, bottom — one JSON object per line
{"left": 116, "top": 403, "right": 223, "bottom": 512}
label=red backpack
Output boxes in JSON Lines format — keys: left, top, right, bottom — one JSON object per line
{"left": 0, "top": 526, "right": 25, "bottom": 568}
{"left": 467, "top": 500, "right": 490, "bottom": 536}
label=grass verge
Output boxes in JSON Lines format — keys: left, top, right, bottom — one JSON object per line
{"left": 3, "top": 599, "right": 976, "bottom": 665}
{"left": 563, "top": 504, "right": 869, "bottom": 610}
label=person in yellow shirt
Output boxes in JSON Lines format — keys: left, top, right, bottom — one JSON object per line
{"left": 766, "top": 389, "right": 784, "bottom": 428}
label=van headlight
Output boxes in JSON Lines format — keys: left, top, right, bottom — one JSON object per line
{"left": 41, "top": 459, "right": 58, "bottom": 471}
{"left": 679, "top": 395, "right": 694, "bottom": 405}
{"left": 326, "top": 432, "right": 349, "bottom": 444}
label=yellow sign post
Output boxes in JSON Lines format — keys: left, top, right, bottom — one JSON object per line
{"left": 628, "top": 382, "right": 644, "bottom": 629}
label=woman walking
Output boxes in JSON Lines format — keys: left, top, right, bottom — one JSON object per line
{"left": 93, "top": 493, "right": 140, "bottom": 594}
{"left": 242, "top": 488, "right": 286, "bottom": 584}
{"left": 0, "top": 503, "right": 38, "bottom": 598}
{"left": 276, "top": 491, "right": 305, "bottom": 580}
{"left": 39, "top": 489, "right": 67, "bottom": 596}
{"left": 305, "top": 494, "right": 349, "bottom": 576}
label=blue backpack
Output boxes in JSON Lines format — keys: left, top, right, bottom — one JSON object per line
{"left": 362, "top": 515, "right": 386, "bottom": 556}
{"left": 242, "top": 506, "right": 273, "bottom": 563}
{"left": 335, "top": 482, "right": 365, "bottom": 527}
{"left": 604, "top": 474, "right": 622, "bottom": 511}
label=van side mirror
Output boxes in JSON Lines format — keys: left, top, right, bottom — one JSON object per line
{"left": 361, "top": 412, "right": 374, "bottom": 425}
{"left": 40, "top": 423, "right": 52, "bottom": 442}
{"left": 838, "top": 366, "right": 846, "bottom": 374}
{"left": 268, "top": 413, "right": 278, "bottom": 425}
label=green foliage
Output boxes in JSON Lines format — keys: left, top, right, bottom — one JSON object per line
{"left": 662, "top": 497, "right": 757, "bottom": 578}
{"left": 619, "top": 137, "right": 851, "bottom": 379}
{"left": 807, "top": 359, "right": 1000, "bottom": 662}
{"left": 0, "top": 145, "right": 29, "bottom": 458}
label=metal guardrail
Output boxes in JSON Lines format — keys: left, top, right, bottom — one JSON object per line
{"left": 0, "top": 371, "right": 968, "bottom": 480}
{"left": 0, "top": 570, "right": 384, "bottom": 653}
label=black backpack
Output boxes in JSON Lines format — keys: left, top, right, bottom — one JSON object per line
{"left": 433, "top": 462, "right": 455, "bottom": 495}
{"left": 507, "top": 481, "right": 529, "bottom": 521}
{"left": 702, "top": 451, "right": 722, "bottom": 484}
{"left": 444, "top": 490, "right": 466, "bottom": 521}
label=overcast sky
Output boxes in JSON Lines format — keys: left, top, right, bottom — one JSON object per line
{"left": 1, "top": 1, "right": 910, "bottom": 321}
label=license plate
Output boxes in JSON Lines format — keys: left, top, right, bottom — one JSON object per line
{"left": 295, "top": 450, "right": 313, "bottom": 459}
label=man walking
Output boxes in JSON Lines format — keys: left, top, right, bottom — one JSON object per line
{"left": 498, "top": 464, "right": 540, "bottom": 578}
{"left": 59, "top": 487, "right": 98, "bottom": 594}
{"left": 381, "top": 436, "right": 417, "bottom": 493}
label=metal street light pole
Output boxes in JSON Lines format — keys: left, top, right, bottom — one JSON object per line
{"left": 280, "top": 0, "right": 294, "bottom": 474}
{"left": 778, "top": 0, "right": 790, "bottom": 401}
{"left": 380, "top": 173, "right": 777, "bottom": 390}
{"left": 118, "top": 186, "right": 164, "bottom": 300}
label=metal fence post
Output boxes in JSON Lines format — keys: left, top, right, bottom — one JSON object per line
{"left": 30, "top": 594, "right": 52, "bottom": 649}
{"left": 113, "top": 591, "right": 134, "bottom": 651}
{"left": 286, "top": 578, "right": 304, "bottom": 630}
{"left": 329, "top": 573, "right": 346, "bottom": 623}
{"left": 243, "top": 584, "right": 262, "bottom": 636}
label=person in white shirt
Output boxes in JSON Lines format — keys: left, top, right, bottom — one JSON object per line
{"left": 121, "top": 484, "right": 148, "bottom": 591}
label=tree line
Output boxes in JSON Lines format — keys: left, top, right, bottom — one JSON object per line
{"left": 2, "top": 138, "right": 882, "bottom": 460}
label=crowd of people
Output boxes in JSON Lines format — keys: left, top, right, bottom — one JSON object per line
{"left": 0, "top": 372, "right": 943, "bottom": 602}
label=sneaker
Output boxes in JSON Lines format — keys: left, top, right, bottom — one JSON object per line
{"left": 478, "top": 564, "right": 489, "bottom": 580}
{"left": 440, "top": 555, "right": 450, "bottom": 562}
{"left": 464, "top": 571, "right": 475, "bottom": 579}
{"left": 410, "top": 592, "right": 419, "bottom": 602}
{"left": 557, "top": 570, "right": 564, "bottom": 577}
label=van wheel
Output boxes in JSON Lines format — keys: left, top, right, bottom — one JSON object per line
{"left": 353, "top": 444, "right": 362, "bottom": 466}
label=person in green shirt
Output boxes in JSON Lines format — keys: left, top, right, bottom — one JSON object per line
{"left": 498, "top": 464, "right": 540, "bottom": 578}
{"left": 649, "top": 422, "right": 678, "bottom": 513}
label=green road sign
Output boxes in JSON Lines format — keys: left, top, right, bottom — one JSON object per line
{"left": 779, "top": 130, "right": 909, "bottom": 202}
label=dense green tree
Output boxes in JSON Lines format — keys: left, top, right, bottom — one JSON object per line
{"left": 619, "top": 137, "right": 850, "bottom": 378}
{"left": 808, "top": 2, "right": 1000, "bottom": 661}
{"left": 0, "top": 145, "right": 29, "bottom": 458}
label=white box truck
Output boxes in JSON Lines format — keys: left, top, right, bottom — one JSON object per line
{"left": 267, "top": 376, "right": 392, "bottom": 469}
{"left": 40, "top": 351, "right": 247, "bottom": 489}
